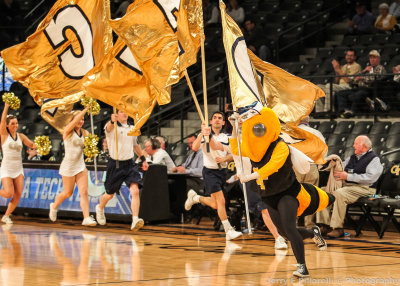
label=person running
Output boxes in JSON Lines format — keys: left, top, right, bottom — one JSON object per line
{"left": 0, "top": 103, "right": 36, "bottom": 224}
{"left": 49, "top": 107, "right": 97, "bottom": 226}
{"left": 95, "top": 110, "right": 148, "bottom": 231}
{"left": 184, "top": 111, "right": 242, "bottom": 241}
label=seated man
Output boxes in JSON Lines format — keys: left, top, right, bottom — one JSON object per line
{"left": 144, "top": 138, "right": 176, "bottom": 173}
{"left": 317, "top": 135, "right": 383, "bottom": 237}
{"left": 171, "top": 134, "right": 204, "bottom": 193}
{"left": 336, "top": 50, "right": 387, "bottom": 118}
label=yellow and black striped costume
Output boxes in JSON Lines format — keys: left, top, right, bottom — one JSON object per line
{"left": 230, "top": 107, "right": 334, "bottom": 217}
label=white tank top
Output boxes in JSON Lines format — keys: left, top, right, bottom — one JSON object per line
{"left": 59, "top": 130, "right": 86, "bottom": 177}
{"left": 0, "top": 133, "right": 24, "bottom": 179}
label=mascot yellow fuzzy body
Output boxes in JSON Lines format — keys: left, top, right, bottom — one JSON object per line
{"left": 230, "top": 107, "right": 334, "bottom": 217}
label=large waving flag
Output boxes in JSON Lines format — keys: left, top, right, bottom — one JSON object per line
{"left": 248, "top": 51, "right": 325, "bottom": 126}
{"left": 109, "top": 0, "right": 180, "bottom": 105}
{"left": 109, "top": 0, "right": 202, "bottom": 105}
{"left": 80, "top": 38, "right": 158, "bottom": 136}
{"left": 220, "top": 1, "right": 265, "bottom": 109}
{"left": 177, "top": 0, "right": 203, "bottom": 75}
{"left": 1, "top": 0, "right": 113, "bottom": 104}
{"left": 219, "top": 0, "right": 326, "bottom": 164}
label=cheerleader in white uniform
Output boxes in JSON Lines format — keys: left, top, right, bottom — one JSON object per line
{"left": 0, "top": 103, "right": 35, "bottom": 224}
{"left": 48, "top": 107, "right": 96, "bottom": 226}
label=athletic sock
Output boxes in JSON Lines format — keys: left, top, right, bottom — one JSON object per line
{"left": 222, "top": 220, "right": 232, "bottom": 233}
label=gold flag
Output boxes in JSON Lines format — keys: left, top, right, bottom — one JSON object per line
{"left": 248, "top": 50, "right": 325, "bottom": 126}
{"left": 177, "top": 0, "right": 203, "bottom": 75}
{"left": 281, "top": 124, "right": 328, "bottom": 164}
{"left": 219, "top": 0, "right": 265, "bottom": 109}
{"left": 1, "top": 0, "right": 113, "bottom": 104}
{"left": 109, "top": 0, "right": 180, "bottom": 105}
{"left": 40, "top": 94, "right": 83, "bottom": 134}
{"left": 81, "top": 38, "right": 159, "bottom": 136}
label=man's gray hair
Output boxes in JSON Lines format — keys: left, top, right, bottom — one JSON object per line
{"left": 358, "top": 135, "right": 372, "bottom": 148}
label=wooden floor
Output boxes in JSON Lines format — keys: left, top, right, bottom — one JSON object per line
{"left": 0, "top": 217, "right": 400, "bottom": 285}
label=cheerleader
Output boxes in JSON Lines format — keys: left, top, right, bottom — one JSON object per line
{"left": 0, "top": 103, "right": 35, "bottom": 224}
{"left": 49, "top": 107, "right": 96, "bottom": 226}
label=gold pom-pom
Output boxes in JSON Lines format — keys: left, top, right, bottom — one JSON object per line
{"left": 81, "top": 96, "right": 100, "bottom": 115}
{"left": 34, "top": 136, "right": 52, "bottom": 156}
{"left": 84, "top": 134, "right": 99, "bottom": 158}
{"left": 2, "top": 92, "right": 21, "bottom": 110}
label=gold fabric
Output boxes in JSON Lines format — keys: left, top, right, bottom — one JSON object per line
{"left": 248, "top": 50, "right": 325, "bottom": 126}
{"left": 176, "top": 0, "right": 202, "bottom": 76}
{"left": 219, "top": 0, "right": 265, "bottom": 109}
{"left": 109, "top": 0, "right": 179, "bottom": 105}
{"left": 41, "top": 92, "right": 83, "bottom": 134}
{"left": 281, "top": 124, "right": 328, "bottom": 164}
{"left": 82, "top": 38, "right": 159, "bottom": 136}
{"left": 1, "top": 0, "right": 113, "bottom": 104}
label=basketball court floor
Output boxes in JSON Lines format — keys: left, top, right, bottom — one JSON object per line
{"left": 0, "top": 217, "right": 399, "bottom": 285}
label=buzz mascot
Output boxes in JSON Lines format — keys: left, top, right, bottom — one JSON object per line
{"left": 229, "top": 102, "right": 335, "bottom": 278}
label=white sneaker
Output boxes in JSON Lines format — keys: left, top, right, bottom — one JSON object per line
{"left": 49, "top": 203, "right": 57, "bottom": 222}
{"left": 82, "top": 216, "right": 97, "bottom": 226}
{"left": 96, "top": 204, "right": 106, "bottom": 225}
{"left": 1, "top": 215, "right": 13, "bottom": 224}
{"left": 184, "top": 189, "right": 198, "bottom": 211}
{"left": 226, "top": 227, "right": 242, "bottom": 241}
{"left": 131, "top": 217, "right": 144, "bottom": 231}
{"left": 274, "top": 235, "right": 288, "bottom": 250}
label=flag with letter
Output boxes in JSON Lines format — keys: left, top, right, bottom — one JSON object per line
{"left": 219, "top": 0, "right": 326, "bottom": 163}
{"left": 80, "top": 38, "right": 158, "bottom": 136}
{"left": 1, "top": 0, "right": 113, "bottom": 104}
{"left": 220, "top": 0, "right": 265, "bottom": 109}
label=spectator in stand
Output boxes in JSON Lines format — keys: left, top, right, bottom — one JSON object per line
{"left": 243, "top": 17, "right": 270, "bottom": 61}
{"left": 144, "top": 138, "right": 176, "bottom": 173}
{"left": 336, "top": 50, "right": 387, "bottom": 118}
{"left": 316, "top": 49, "right": 361, "bottom": 112}
{"left": 348, "top": 2, "right": 375, "bottom": 34}
{"left": 375, "top": 3, "right": 397, "bottom": 33}
{"left": 203, "top": 0, "right": 219, "bottom": 26}
{"left": 227, "top": 0, "right": 245, "bottom": 25}
{"left": 389, "top": 0, "right": 400, "bottom": 20}
{"left": 317, "top": 136, "right": 383, "bottom": 238}
{"left": 393, "top": 64, "right": 400, "bottom": 82}
{"left": 171, "top": 134, "right": 204, "bottom": 193}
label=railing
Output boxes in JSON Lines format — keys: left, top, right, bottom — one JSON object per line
{"left": 303, "top": 72, "right": 400, "bottom": 120}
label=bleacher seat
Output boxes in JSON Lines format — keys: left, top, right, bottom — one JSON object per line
{"left": 170, "top": 142, "right": 189, "bottom": 157}
{"left": 326, "top": 145, "right": 345, "bottom": 158}
{"left": 318, "top": 121, "right": 336, "bottom": 136}
{"left": 369, "top": 134, "right": 387, "bottom": 148}
{"left": 19, "top": 108, "right": 40, "bottom": 123}
{"left": 385, "top": 135, "right": 400, "bottom": 150}
{"left": 352, "top": 121, "right": 373, "bottom": 135}
{"left": 369, "top": 121, "right": 391, "bottom": 135}
{"left": 309, "top": 121, "right": 320, "bottom": 130}
{"left": 389, "top": 122, "right": 400, "bottom": 135}
{"left": 342, "top": 35, "right": 359, "bottom": 46}
{"left": 327, "top": 134, "right": 347, "bottom": 147}
{"left": 333, "top": 121, "right": 354, "bottom": 134}
{"left": 28, "top": 123, "right": 51, "bottom": 136}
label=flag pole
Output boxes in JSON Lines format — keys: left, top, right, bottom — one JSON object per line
{"left": 89, "top": 107, "right": 99, "bottom": 184}
{"left": 200, "top": 36, "right": 210, "bottom": 152}
{"left": 113, "top": 107, "right": 119, "bottom": 169}
{"left": 184, "top": 70, "right": 205, "bottom": 123}
{"left": 235, "top": 119, "right": 252, "bottom": 235}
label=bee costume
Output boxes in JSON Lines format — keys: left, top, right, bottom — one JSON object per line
{"left": 230, "top": 103, "right": 335, "bottom": 277}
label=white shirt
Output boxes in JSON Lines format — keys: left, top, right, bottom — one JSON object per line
{"left": 105, "top": 123, "right": 138, "bottom": 161}
{"left": 151, "top": 149, "right": 176, "bottom": 173}
{"left": 201, "top": 132, "right": 229, "bottom": 169}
